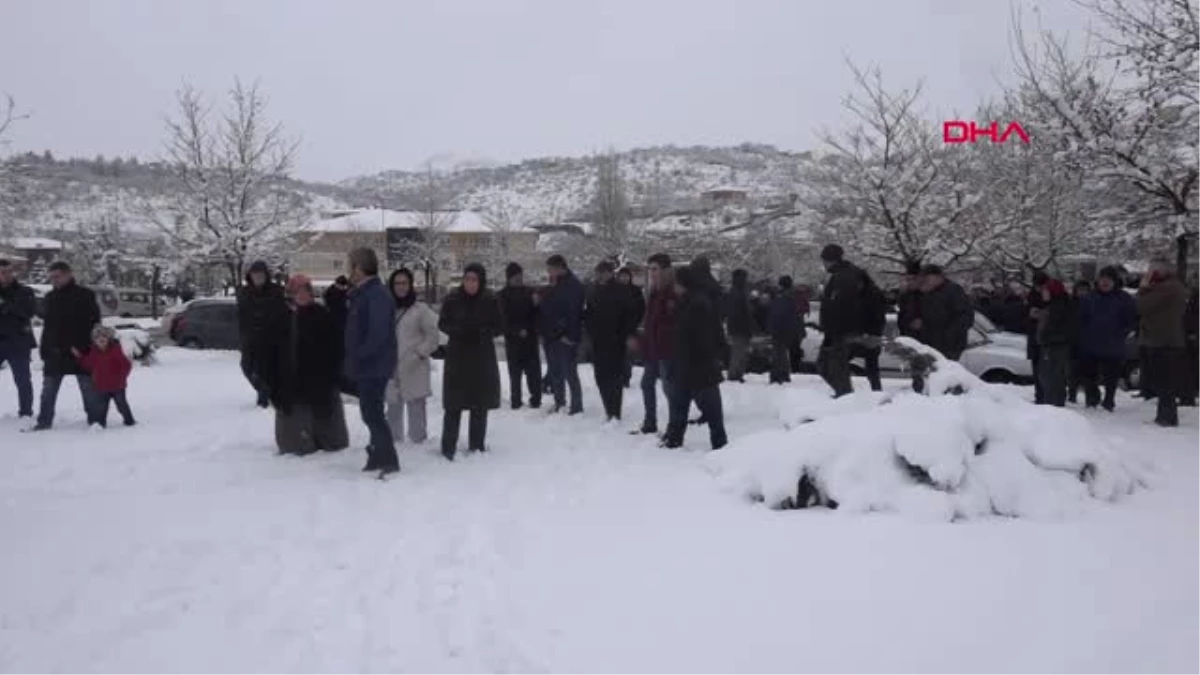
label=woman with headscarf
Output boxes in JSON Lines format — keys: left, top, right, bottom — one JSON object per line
{"left": 386, "top": 268, "right": 440, "bottom": 444}
{"left": 437, "top": 263, "right": 502, "bottom": 460}
{"left": 257, "top": 274, "right": 349, "bottom": 455}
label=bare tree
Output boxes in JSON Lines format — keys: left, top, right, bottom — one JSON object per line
{"left": 405, "top": 162, "right": 459, "bottom": 301}
{"left": 0, "top": 94, "right": 31, "bottom": 239}
{"left": 1012, "top": 0, "right": 1199, "bottom": 276}
{"left": 802, "top": 62, "right": 986, "bottom": 270}
{"left": 590, "top": 150, "right": 633, "bottom": 265}
{"left": 480, "top": 191, "right": 542, "bottom": 276}
{"left": 150, "top": 80, "right": 312, "bottom": 286}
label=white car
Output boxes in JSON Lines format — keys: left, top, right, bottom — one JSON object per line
{"left": 801, "top": 309, "right": 1032, "bottom": 383}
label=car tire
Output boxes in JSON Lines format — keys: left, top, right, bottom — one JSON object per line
{"left": 980, "top": 369, "right": 1014, "bottom": 384}
{"left": 180, "top": 337, "right": 203, "bottom": 349}
{"left": 120, "top": 312, "right": 133, "bottom": 318}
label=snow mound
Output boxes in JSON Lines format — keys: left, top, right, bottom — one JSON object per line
{"left": 709, "top": 346, "right": 1151, "bottom": 522}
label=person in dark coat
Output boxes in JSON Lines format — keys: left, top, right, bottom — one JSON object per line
{"left": 849, "top": 271, "right": 886, "bottom": 391}
{"left": 662, "top": 265, "right": 727, "bottom": 450}
{"left": 1036, "top": 278, "right": 1077, "bottom": 407}
{"left": 32, "top": 262, "right": 101, "bottom": 431}
{"left": 767, "top": 275, "right": 800, "bottom": 384}
{"left": 817, "top": 244, "right": 866, "bottom": 397}
{"left": 897, "top": 262, "right": 923, "bottom": 339}
{"left": 617, "top": 267, "right": 644, "bottom": 388}
{"left": 258, "top": 274, "right": 348, "bottom": 456}
{"left": 438, "top": 263, "right": 502, "bottom": 459}
{"left": 1077, "top": 267, "right": 1137, "bottom": 411}
{"left": 724, "top": 269, "right": 755, "bottom": 382}
{"left": 1136, "top": 258, "right": 1189, "bottom": 427}
{"left": 0, "top": 258, "right": 37, "bottom": 420}
{"left": 345, "top": 247, "right": 400, "bottom": 477}
{"left": 788, "top": 285, "right": 812, "bottom": 374}
{"left": 1182, "top": 284, "right": 1199, "bottom": 407}
{"left": 497, "top": 262, "right": 542, "bottom": 409}
{"left": 236, "top": 260, "right": 288, "bottom": 408}
{"left": 1025, "top": 271, "right": 1050, "bottom": 404}
{"left": 322, "top": 275, "right": 351, "bottom": 335}
{"left": 636, "top": 253, "right": 677, "bottom": 435}
{"left": 586, "top": 261, "right": 638, "bottom": 421}
{"left": 1066, "top": 280, "right": 1092, "bottom": 404}
{"left": 540, "top": 255, "right": 585, "bottom": 414}
{"left": 917, "top": 265, "right": 973, "bottom": 361}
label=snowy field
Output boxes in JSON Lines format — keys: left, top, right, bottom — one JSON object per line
{"left": 0, "top": 347, "right": 1196, "bottom": 673}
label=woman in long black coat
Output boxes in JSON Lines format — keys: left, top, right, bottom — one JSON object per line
{"left": 257, "top": 275, "right": 349, "bottom": 455}
{"left": 438, "top": 263, "right": 502, "bottom": 460}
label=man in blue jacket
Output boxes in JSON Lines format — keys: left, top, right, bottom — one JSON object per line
{"left": 1078, "top": 266, "right": 1137, "bottom": 411}
{"left": 540, "top": 254, "right": 584, "bottom": 414}
{"left": 345, "top": 247, "right": 399, "bottom": 477}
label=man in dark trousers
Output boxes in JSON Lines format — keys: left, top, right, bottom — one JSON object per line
{"left": 897, "top": 262, "right": 923, "bottom": 339}
{"left": 31, "top": 262, "right": 101, "bottom": 431}
{"left": 236, "top": 260, "right": 287, "bottom": 408}
{"left": 1182, "top": 283, "right": 1199, "bottom": 407}
{"left": 688, "top": 256, "right": 725, "bottom": 424}
{"left": 0, "top": 258, "right": 37, "bottom": 421}
{"left": 1136, "top": 258, "right": 1189, "bottom": 427}
{"left": 724, "top": 268, "right": 755, "bottom": 383}
{"left": 322, "top": 275, "right": 351, "bottom": 335}
{"left": 817, "top": 244, "right": 866, "bottom": 397}
{"left": 636, "top": 253, "right": 677, "bottom": 435}
{"left": 497, "top": 262, "right": 541, "bottom": 410}
{"left": 917, "top": 264, "right": 973, "bottom": 361}
{"left": 851, "top": 270, "right": 887, "bottom": 391}
{"left": 1035, "top": 277, "right": 1077, "bottom": 407}
{"left": 1077, "top": 266, "right": 1137, "bottom": 411}
{"left": 345, "top": 247, "right": 400, "bottom": 477}
{"left": 616, "top": 267, "right": 644, "bottom": 388}
{"left": 585, "top": 261, "right": 638, "bottom": 421}
{"left": 540, "top": 254, "right": 585, "bottom": 414}
{"left": 662, "top": 265, "right": 727, "bottom": 450}
{"left": 767, "top": 275, "right": 801, "bottom": 384}
{"left": 1026, "top": 271, "right": 1050, "bottom": 404}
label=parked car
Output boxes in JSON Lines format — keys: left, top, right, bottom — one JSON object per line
{"left": 169, "top": 298, "right": 241, "bottom": 350}
{"left": 90, "top": 286, "right": 122, "bottom": 317}
{"left": 111, "top": 287, "right": 159, "bottom": 317}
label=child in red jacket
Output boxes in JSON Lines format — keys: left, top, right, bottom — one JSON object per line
{"left": 72, "top": 325, "right": 136, "bottom": 428}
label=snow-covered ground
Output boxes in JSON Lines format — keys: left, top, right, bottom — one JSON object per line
{"left": 0, "top": 348, "right": 1196, "bottom": 672}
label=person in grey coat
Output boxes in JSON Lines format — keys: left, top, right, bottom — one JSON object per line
{"left": 386, "top": 268, "right": 440, "bottom": 444}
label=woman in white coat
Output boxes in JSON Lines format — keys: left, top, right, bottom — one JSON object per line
{"left": 386, "top": 268, "right": 440, "bottom": 443}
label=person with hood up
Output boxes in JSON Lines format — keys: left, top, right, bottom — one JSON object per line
{"left": 724, "top": 268, "right": 755, "bottom": 382}
{"left": 767, "top": 275, "right": 801, "bottom": 384}
{"left": 345, "top": 247, "right": 400, "bottom": 478}
{"left": 438, "top": 263, "right": 503, "bottom": 459}
{"left": 817, "top": 244, "right": 867, "bottom": 397}
{"left": 322, "top": 275, "right": 352, "bottom": 335}
{"left": 72, "top": 324, "right": 135, "bottom": 428}
{"left": 1035, "top": 277, "right": 1077, "bottom": 407}
{"left": 585, "top": 261, "right": 638, "bottom": 422}
{"left": 540, "top": 255, "right": 585, "bottom": 414}
{"left": 662, "top": 265, "right": 727, "bottom": 450}
{"left": 635, "top": 253, "right": 677, "bottom": 435}
{"left": 236, "top": 260, "right": 288, "bottom": 408}
{"left": 616, "top": 266, "right": 644, "bottom": 388}
{"left": 1077, "top": 267, "right": 1136, "bottom": 411}
{"left": 1136, "top": 257, "right": 1189, "bottom": 427}
{"left": 497, "top": 262, "right": 542, "bottom": 409}
{"left": 257, "top": 275, "right": 348, "bottom": 455}
{"left": 386, "top": 268, "right": 440, "bottom": 444}
{"left": 31, "top": 261, "right": 102, "bottom": 431}
{"left": 917, "top": 264, "right": 973, "bottom": 361}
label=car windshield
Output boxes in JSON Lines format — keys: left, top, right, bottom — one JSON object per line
{"left": 975, "top": 312, "right": 1000, "bottom": 333}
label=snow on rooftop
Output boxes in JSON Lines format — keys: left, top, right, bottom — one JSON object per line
{"left": 8, "top": 237, "right": 63, "bottom": 250}
{"left": 308, "top": 208, "right": 536, "bottom": 234}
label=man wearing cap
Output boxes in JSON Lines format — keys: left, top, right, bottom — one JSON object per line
{"left": 817, "top": 244, "right": 866, "bottom": 397}
{"left": 917, "top": 264, "right": 973, "bottom": 361}
{"left": 497, "top": 262, "right": 542, "bottom": 409}
{"left": 237, "top": 260, "right": 288, "bottom": 408}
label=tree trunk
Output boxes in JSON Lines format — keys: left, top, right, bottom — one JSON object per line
{"left": 1176, "top": 233, "right": 1190, "bottom": 281}
{"left": 151, "top": 265, "right": 161, "bottom": 319}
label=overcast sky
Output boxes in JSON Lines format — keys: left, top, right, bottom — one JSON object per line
{"left": 1, "top": 0, "right": 1091, "bottom": 181}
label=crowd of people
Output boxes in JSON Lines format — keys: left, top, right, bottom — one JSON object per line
{"left": 1, "top": 244, "right": 1195, "bottom": 476}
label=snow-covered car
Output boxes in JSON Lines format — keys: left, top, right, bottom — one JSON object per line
{"left": 801, "top": 309, "right": 1033, "bottom": 383}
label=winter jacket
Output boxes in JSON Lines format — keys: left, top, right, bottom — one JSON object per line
{"left": 1024, "top": 289, "right": 1047, "bottom": 360}
{"left": 897, "top": 289, "right": 922, "bottom": 339}
{"left": 767, "top": 293, "right": 800, "bottom": 341}
{"left": 0, "top": 280, "right": 37, "bottom": 349}
{"left": 236, "top": 277, "right": 287, "bottom": 351}
{"left": 389, "top": 301, "right": 439, "bottom": 402}
{"left": 40, "top": 280, "right": 100, "bottom": 376}
{"left": 919, "top": 279, "right": 973, "bottom": 360}
{"left": 322, "top": 284, "right": 350, "bottom": 336}
{"left": 344, "top": 276, "right": 398, "bottom": 382}
{"left": 539, "top": 271, "right": 585, "bottom": 344}
{"left": 497, "top": 284, "right": 539, "bottom": 345}
{"left": 819, "top": 261, "right": 867, "bottom": 339}
{"left": 1137, "top": 276, "right": 1189, "bottom": 348}
{"left": 439, "top": 287, "right": 502, "bottom": 411}
{"left": 1037, "top": 284, "right": 1078, "bottom": 348}
{"left": 585, "top": 280, "right": 638, "bottom": 356}
{"left": 724, "top": 285, "right": 755, "bottom": 338}
{"left": 642, "top": 287, "right": 678, "bottom": 361}
{"left": 626, "top": 284, "right": 646, "bottom": 330}
{"left": 1078, "top": 289, "right": 1137, "bottom": 359}
{"left": 674, "top": 289, "right": 723, "bottom": 393}
{"left": 77, "top": 342, "right": 132, "bottom": 393}
{"left": 258, "top": 303, "right": 343, "bottom": 415}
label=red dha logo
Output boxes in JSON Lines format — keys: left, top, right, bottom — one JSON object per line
{"left": 943, "top": 121, "right": 1031, "bottom": 144}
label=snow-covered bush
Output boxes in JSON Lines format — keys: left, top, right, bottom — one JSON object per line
{"left": 115, "top": 327, "right": 157, "bottom": 366}
{"left": 707, "top": 339, "right": 1150, "bottom": 521}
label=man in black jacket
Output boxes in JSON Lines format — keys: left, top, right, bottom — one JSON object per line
{"left": 497, "top": 262, "right": 542, "bottom": 410}
{"left": 897, "top": 262, "right": 923, "bottom": 339}
{"left": 767, "top": 276, "right": 800, "bottom": 384}
{"left": 585, "top": 261, "right": 638, "bottom": 421}
{"left": 724, "top": 268, "right": 755, "bottom": 382}
{"left": 617, "top": 267, "right": 644, "bottom": 388}
{"left": 817, "top": 244, "right": 865, "bottom": 397}
{"left": 0, "top": 259, "right": 37, "bottom": 420}
{"left": 236, "top": 260, "right": 288, "bottom": 408}
{"left": 917, "top": 264, "right": 973, "bottom": 361}
{"left": 31, "top": 262, "right": 101, "bottom": 431}
{"left": 322, "top": 275, "right": 351, "bottom": 336}
{"left": 662, "top": 265, "right": 727, "bottom": 450}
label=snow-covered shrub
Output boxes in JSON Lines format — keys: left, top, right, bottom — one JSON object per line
{"left": 116, "top": 328, "right": 157, "bottom": 366}
{"left": 707, "top": 340, "right": 1150, "bottom": 521}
